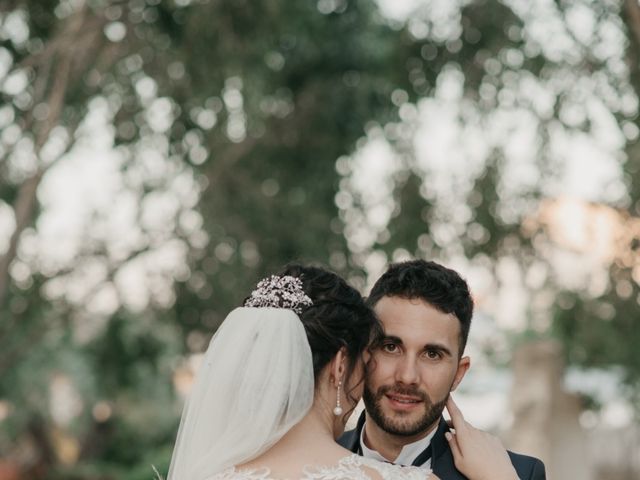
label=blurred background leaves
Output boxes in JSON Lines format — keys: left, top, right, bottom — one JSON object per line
{"left": 0, "top": 0, "right": 639, "bottom": 478}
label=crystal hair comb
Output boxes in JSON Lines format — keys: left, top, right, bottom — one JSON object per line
{"left": 244, "top": 275, "right": 313, "bottom": 314}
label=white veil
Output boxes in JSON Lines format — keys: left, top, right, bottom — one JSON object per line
{"left": 167, "top": 306, "right": 315, "bottom": 480}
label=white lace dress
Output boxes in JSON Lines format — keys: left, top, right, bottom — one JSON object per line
{"left": 207, "top": 454, "right": 432, "bottom": 480}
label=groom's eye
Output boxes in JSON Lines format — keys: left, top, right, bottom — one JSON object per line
{"left": 382, "top": 343, "right": 400, "bottom": 353}
{"left": 424, "top": 349, "right": 442, "bottom": 360}
{"left": 382, "top": 343, "right": 399, "bottom": 353}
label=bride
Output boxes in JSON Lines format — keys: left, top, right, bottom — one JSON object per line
{"left": 167, "top": 265, "right": 519, "bottom": 480}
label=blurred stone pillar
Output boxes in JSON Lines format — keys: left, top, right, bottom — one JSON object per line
{"left": 507, "top": 339, "right": 594, "bottom": 480}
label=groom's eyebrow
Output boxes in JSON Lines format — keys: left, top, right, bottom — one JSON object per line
{"left": 381, "top": 335, "right": 402, "bottom": 344}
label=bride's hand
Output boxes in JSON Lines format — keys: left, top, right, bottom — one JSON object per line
{"left": 444, "top": 396, "right": 519, "bottom": 480}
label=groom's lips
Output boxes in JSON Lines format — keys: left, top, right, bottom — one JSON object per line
{"left": 384, "top": 393, "right": 423, "bottom": 411}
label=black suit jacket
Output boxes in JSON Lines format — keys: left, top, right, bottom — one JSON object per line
{"left": 338, "top": 412, "right": 546, "bottom": 480}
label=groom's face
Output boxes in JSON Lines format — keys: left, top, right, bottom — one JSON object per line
{"left": 363, "top": 296, "right": 469, "bottom": 439}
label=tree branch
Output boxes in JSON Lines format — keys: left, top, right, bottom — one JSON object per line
{"left": 625, "top": 0, "right": 640, "bottom": 51}
{"left": 0, "top": 4, "right": 106, "bottom": 308}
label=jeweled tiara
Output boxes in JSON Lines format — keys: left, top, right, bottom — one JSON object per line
{"left": 244, "top": 275, "right": 313, "bottom": 314}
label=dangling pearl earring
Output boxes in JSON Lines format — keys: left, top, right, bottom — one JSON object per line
{"left": 333, "top": 380, "right": 343, "bottom": 416}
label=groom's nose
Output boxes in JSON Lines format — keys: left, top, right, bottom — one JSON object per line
{"left": 394, "top": 355, "right": 419, "bottom": 385}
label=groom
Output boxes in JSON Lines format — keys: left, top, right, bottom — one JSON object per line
{"left": 338, "top": 260, "right": 546, "bottom": 479}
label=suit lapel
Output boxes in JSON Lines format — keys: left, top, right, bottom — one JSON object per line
{"left": 430, "top": 417, "right": 451, "bottom": 465}
{"left": 338, "top": 410, "right": 366, "bottom": 452}
{"left": 430, "top": 416, "right": 468, "bottom": 479}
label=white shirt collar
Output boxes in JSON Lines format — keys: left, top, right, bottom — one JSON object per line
{"left": 359, "top": 420, "right": 437, "bottom": 467}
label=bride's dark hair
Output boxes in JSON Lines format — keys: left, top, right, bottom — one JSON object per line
{"left": 277, "top": 264, "right": 383, "bottom": 411}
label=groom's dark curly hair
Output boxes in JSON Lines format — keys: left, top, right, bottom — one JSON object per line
{"left": 277, "top": 264, "right": 383, "bottom": 414}
{"left": 367, "top": 259, "right": 474, "bottom": 355}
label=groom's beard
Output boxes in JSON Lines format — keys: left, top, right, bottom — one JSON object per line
{"left": 362, "top": 381, "right": 448, "bottom": 437}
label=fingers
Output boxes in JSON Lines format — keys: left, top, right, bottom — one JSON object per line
{"left": 445, "top": 431, "right": 462, "bottom": 464}
{"left": 445, "top": 395, "right": 466, "bottom": 432}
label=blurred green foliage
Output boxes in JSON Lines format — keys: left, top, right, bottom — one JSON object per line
{"left": 0, "top": 0, "right": 639, "bottom": 478}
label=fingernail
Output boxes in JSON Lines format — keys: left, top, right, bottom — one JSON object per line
{"left": 445, "top": 432, "right": 452, "bottom": 441}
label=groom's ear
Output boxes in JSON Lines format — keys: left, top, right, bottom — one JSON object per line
{"left": 450, "top": 356, "right": 470, "bottom": 392}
